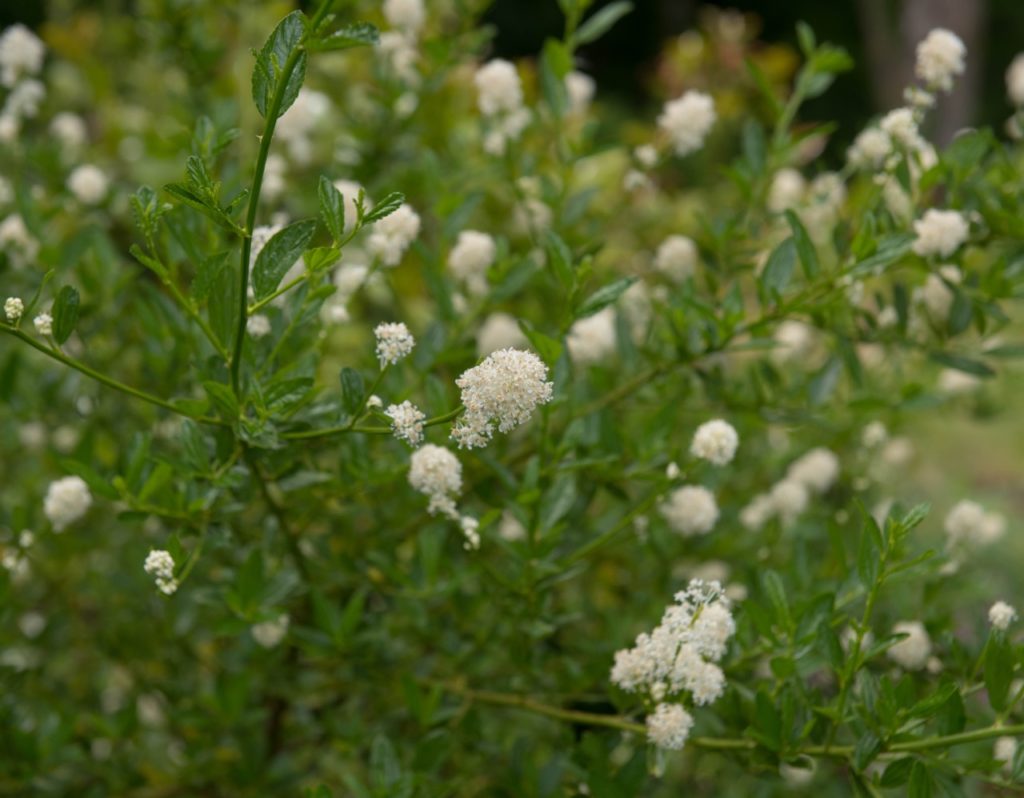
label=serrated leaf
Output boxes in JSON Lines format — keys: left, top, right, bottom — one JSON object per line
{"left": 310, "top": 21, "right": 379, "bottom": 52}
{"left": 252, "top": 11, "right": 308, "bottom": 119}
{"left": 51, "top": 285, "right": 80, "bottom": 344}
{"left": 880, "top": 757, "right": 914, "bottom": 788}
{"left": 252, "top": 219, "right": 316, "bottom": 301}
{"left": 362, "top": 192, "right": 404, "bottom": 225}
{"left": 318, "top": 176, "right": 345, "bottom": 242}
{"left": 572, "top": 1, "right": 633, "bottom": 46}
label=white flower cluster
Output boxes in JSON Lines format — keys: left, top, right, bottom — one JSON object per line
{"left": 451, "top": 348, "right": 553, "bottom": 449}
{"left": 67, "top": 164, "right": 109, "bottom": 205}
{"left": 143, "top": 549, "right": 178, "bottom": 595}
{"left": 918, "top": 265, "right": 961, "bottom": 321}
{"left": 43, "top": 476, "right": 92, "bottom": 531}
{"left": 888, "top": 620, "right": 932, "bottom": 670}
{"left": 246, "top": 314, "right": 271, "bottom": 339}
{"left": 1007, "top": 53, "right": 1024, "bottom": 107}
{"left": 366, "top": 204, "right": 421, "bottom": 266}
{"left": 374, "top": 321, "right": 415, "bottom": 367}
{"left": 252, "top": 614, "right": 289, "bottom": 648}
{"left": 566, "top": 70, "right": 595, "bottom": 115}
{"left": 566, "top": 307, "right": 617, "bottom": 365}
{"left": 408, "top": 443, "right": 462, "bottom": 517}
{"left": 407, "top": 444, "right": 479, "bottom": 549}
{"left": 911, "top": 209, "right": 968, "bottom": 258}
{"left": 915, "top": 29, "right": 966, "bottom": 93}
{"left": 654, "top": 235, "right": 698, "bottom": 282}
{"left": 944, "top": 499, "right": 1005, "bottom": 549}
{"left": 4, "top": 295, "right": 23, "bottom": 322}
{"left": 690, "top": 419, "right": 739, "bottom": 466}
{"left": 448, "top": 230, "right": 496, "bottom": 296}
{"left": 989, "top": 601, "right": 1017, "bottom": 631}
{"left": 474, "top": 59, "right": 530, "bottom": 156}
{"left": 386, "top": 400, "right": 426, "bottom": 446}
{"left": 660, "top": 485, "right": 718, "bottom": 536}
{"left": 611, "top": 580, "right": 736, "bottom": 750}
{"left": 657, "top": 91, "right": 715, "bottom": 157}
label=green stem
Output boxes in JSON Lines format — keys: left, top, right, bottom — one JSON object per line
{"left": 247, "top": 272, "right": 308, "bottom": 316}
{"left": 0, "top": 324, "right": 226, "bottom": 426}
{"left": 244, "top": 447, "right": 312, "bottom": 584}
{"left": 437, "top": 682, "right": 1024, "bottom": 759}
{"left": 282, "top": 404, "right": 464, "bottom": 441}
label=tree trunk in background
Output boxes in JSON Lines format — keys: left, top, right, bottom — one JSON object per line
{"left": 856, "top": 0, "right": 988, "bottom": 145}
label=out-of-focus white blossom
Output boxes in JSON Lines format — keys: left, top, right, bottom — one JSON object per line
{"left": 660, "top": 485, "right": 718, "bottom": 536}
{"left": 386, "top": 400, "right": 426, "bottom": 446}
{"left": 768, "top": 168, "right": 806, "bottom": 212}
{"left": 938, "top": 368, "right": 981, "bottom": 395}
{"left": 989, "top": 601, "right": 1017, "bottom": 631}
{"left": 451, "top": 348, "right": 553, "bottom": 448}
{"left": 378, "top": 31, "right": 419, "bottom": 83}
{"left": 50, "top": 112, "right": 87, "bottom": 153}
{"left": 995, "top": 737, "right": 1018, "bottom": 772}
{"left": 888, "top": 621, "right": 932, "bottom": 670}
{"left": 374, "top": 321, "right": 415, "bottom": 366}
{"left": 498, "top": 510, "right": 527, "bottom": 542}
{"left": 847, "top": 127, "right": 892, "bottom": 169}
{"left": 0, "top": 213, "right": 40, "bottom": 266}
{"left": 862, "top": 421, "right": 888, "bottom": 449}
{"left": 4, "top": 296, "right": 23, "bottom": 322}
{"left": 366, "top": 204, "right": 420, "bottom": 266}
{"left": 0, "top": 25, "right": 45, "bottom": 88}
{"left": 915, "top": 29, "right": 966, "bottom": 93}
{"left": 383, "top": 0, "right": 425, "bottom": 34}
{"left": 772, "top": 320, "right": 815, "bottom": 362}
{"left": 44, "top": 476, "right": 92, "bottom": 531}
{"left": 251, "top": 614, "right": 289, "bottom": 648}
{"left": 654, "top": 235, "right": 698, "bottom": 281}
{"left": 565, "top": 70, "right": 595, "bottom": 114}
{"left": 944, "top": 499, "right": 1005, "bottom": 548}
{"left": 920, "top": 265, "right": 961, "bottom": 321}
{"left": 331, "top": 179, "right": 366, "bottom": 231}
{"left": 658, "top": 91, "right": 715, "bottom": 157}
{"left": 1006, "top": 53, "right": 1024, "bottom": 106}
{"left": 143, "top": 550, "right": 178, "bottom": 595}
{"left": 769, "top": 479, "right": 810, "bottom": 525}
{"left": 477, "top": 312, "right": 526, "bottom": 356}
{"left": 690, "top": 420, "right": 739, "bottom": 466}
{"left": 246, "top": 314, "right": 271, "bottom": 338}
{"left": 448, "top": 230, "right": 496, "bottom": 295}
{"left": 665, "top": 462, "right": 680, "bottom": 480}
{"left": 912, "top": 209, "right": 968, "bottom": 258}
{"left": 567, "top": 307, "right": 617, "bottom": 365}
{"left": 459, "top": 515, "right": 480, "bottom": 550}
{"left": 787, "top": 447, "right": 840, "bottom": 494}
{"left": 68, "top": 164, "right": 109, "bottom": 205}
{"left": 740, "top": 493, "right": 774, "bottom": 531}
{"left": 408, "top": 444, "right": 463, "bottom": 517}
{"left": 880, "top": 107, "right": 925, "bottom": 151}
{"left": 474, "top": 59, "right": 523, "bottom": 116}
{"left": 276, "top": 88, "right": 330, "bottom": 164}
{"left": 635, "top": 144, "right": 658, "bottom": 168}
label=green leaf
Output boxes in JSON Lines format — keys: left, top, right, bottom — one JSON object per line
{"left": 518, "top": 320, "right": 563, "bottom": 366}
{"left": 163, "top": 183, "right": 239, "bottom": 234}
{"left": 129, "top": 244, "right": 169, "bottom": 281}
{"left": 928, "top": 351, "right": 994, "bottom": 378}
{"left": 908, "top": 761, "right": 932, "bottom": 798}
{"left": 51, "top": 285, "right": 80, "bottom": 345}
{"left": 339, "top": 367, "right": 365, "bottom": 416}
{"left": 309, "top": 21, "right": 379, "bottom": 52}
{"left": 252, "top": 11, "right": 308, "bottom": 119}
{"left": 362, "top": 192, "right": 404, "bottom": 225}
{"left": 762, "top": 570, "right": 791, "bottom": 632}
{"left": 946, "top": 289, "right": 972, "bottom": 336}
{"left": 760, "top": 238, "right": 797, "bottom": 297}
{"left": 984, "top": 634, "right": 1014, "bottom": 712}
{"left": 544, "top": 230, "right": 574, "bottom": 288}
{"left": 539, "top": 39, "right": 570, "bottom": 116}
{"left": 575, "top": 277, "right": 634, "bottom": 319}
{"left": 784, "top": 210, "right": 819, "bottom": 278}
{"left": 538, "top": 473, "right": 576, "bottom": 534}
{"left": 318, "top": 176, "right": 346, "bottom": 242}
{"left": 252, "top": 219, "right": 316, "bottom": 300}
{"left": 206, "top": 252, "right": 238, "bottom": 348}
{"left": 203, "top": 381, "right": 239, "bottom": 421}
{"left": 880, "top": 757, "right": 914, "bottom": 787}
{"left": 853, "top": 731, "right": 883, "bottom": 771}
{"left": 572, "top": 1, "right": 633, "bottom": 46}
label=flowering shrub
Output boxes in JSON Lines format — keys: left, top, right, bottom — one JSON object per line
{"left": 2, "top": 1, "right": 1024, "bottom": 794}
